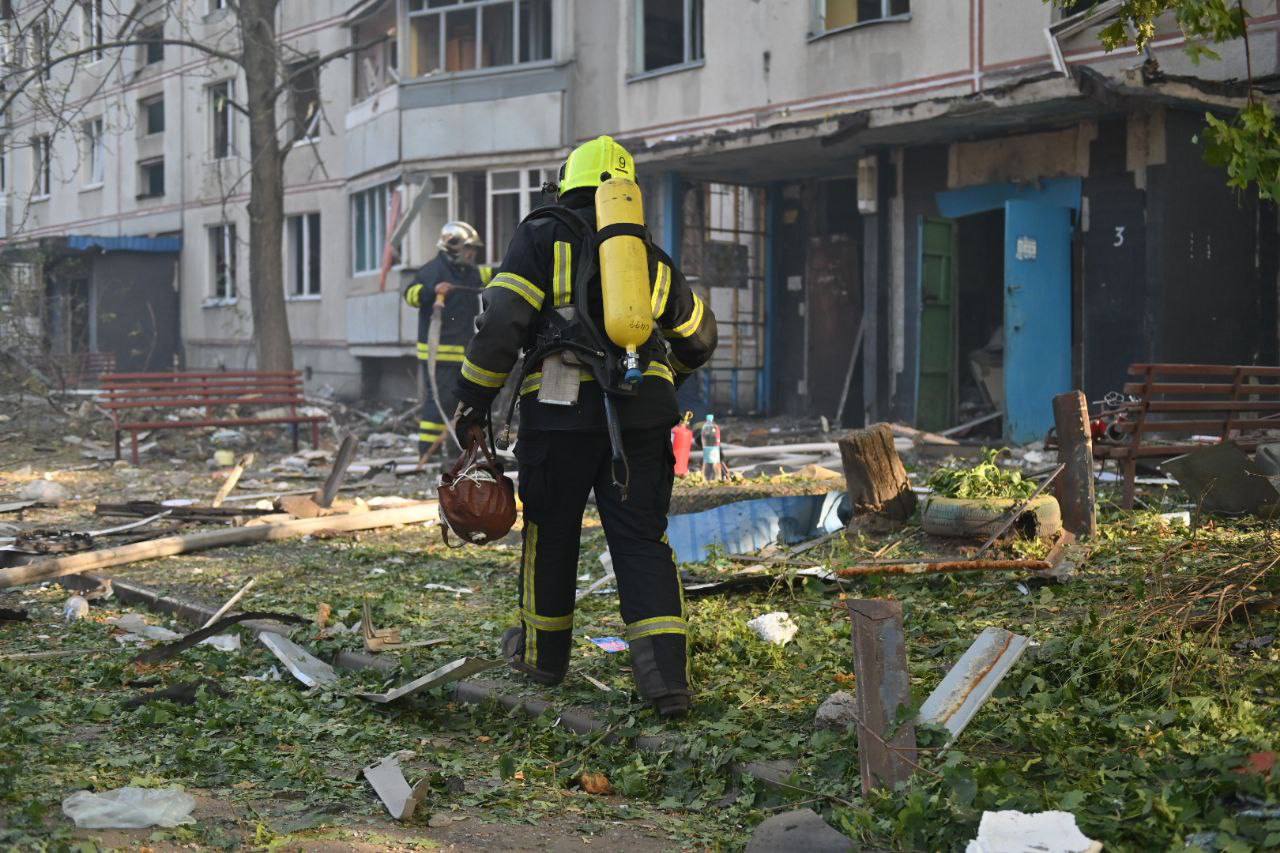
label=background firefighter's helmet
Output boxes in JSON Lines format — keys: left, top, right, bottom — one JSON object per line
{"left": 558, "top": 135, "right": 636, "bottom": 195}
{"left": 437, "top": 221, "right": 483, "bottom": 261}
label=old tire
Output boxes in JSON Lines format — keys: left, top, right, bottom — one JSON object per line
{"left": 920, "top": 494, "right": 1062, "bottom": 539}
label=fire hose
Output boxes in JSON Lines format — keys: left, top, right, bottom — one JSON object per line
{"left": 421, "top": 282, "right": 486, "bottom": 463}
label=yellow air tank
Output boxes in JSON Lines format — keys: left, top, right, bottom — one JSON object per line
{"left": 595, "top": 177, "right": 652, "bottom": 384}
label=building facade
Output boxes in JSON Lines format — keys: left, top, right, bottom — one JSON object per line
{"left": 2, "top": 0, "right": 1276, "bottom": 441}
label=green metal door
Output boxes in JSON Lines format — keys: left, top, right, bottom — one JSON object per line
{"left": 917, "top": 217, "right": 956, "bottom": 431}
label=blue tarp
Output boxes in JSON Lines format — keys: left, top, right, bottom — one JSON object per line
{"left": 666, "top": 492, "right": 847, "bottom": 564}
{"left": 66, "top": 234, "right": 181, "bottom": 253}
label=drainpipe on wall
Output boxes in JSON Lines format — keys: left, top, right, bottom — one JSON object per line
{"left": 175, "top": 32, "right": 186, "bottom": 370}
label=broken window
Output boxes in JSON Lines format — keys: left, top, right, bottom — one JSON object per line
{"left": 209, "top": 80, "right": 233, "bottom": 159}
{"left": 209, "top": 223, "right": 237, "bottom": 300}
{"left": 138, "top": 157, "right": 164, "bottom": 198}
{"left": 82, "top": 117, "right": 103, "bottom": 186}
{"left": 140, "top": 24, "right": 164, "bottom": 65}
{"left": 638, "top": 0, "right": 703, "bottom": 73}
{"left": 816, "top": 0, "right": 908, "bottom": 33}
{"left": 408, "top": 0, "right": 551, "bottom": 77}
{"left": 288, "top": 212, "right": 321, "bottom": 297}
{"left": 352, "top": 2, "right": 398, "bottom": 101}
{"left": 141, "top": 95, "right": 164, "bottom": 135}
{"left": 288, "top": 60, "right": 320, "bottom": 143}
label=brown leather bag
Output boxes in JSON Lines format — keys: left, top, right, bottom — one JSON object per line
{"left": 438, "top": 428, "right": 517, "bottom": 546}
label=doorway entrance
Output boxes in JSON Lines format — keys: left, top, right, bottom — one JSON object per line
{"left": 920, "top": 178, "right": 1080, "bottom": 442}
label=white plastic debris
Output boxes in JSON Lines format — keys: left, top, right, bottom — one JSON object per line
{"left": 747, "top": 612, "right": 799, "bottom": 646}
{"left": 63, "top": 595, "right": 90, "bottom": 623}
{"left": 424, "top": 583, "right": 473, "bottom": 595}
{"left": 965, "top": 810, "right": 1102, "bottom": 853}
{"left": 199, "top": 634, "right": 241, "bottom": 652}
{"left": 62, "top": 786, "right": 196, "bottom": 829}
{"left": 108, "top": 614, "right": 181, "bottom": 644}
{"left": 240, "top": 666, "right": 283, "bottom": 682}
{"left": 1160, "top": 511, "right": 1191, "bottom": 527}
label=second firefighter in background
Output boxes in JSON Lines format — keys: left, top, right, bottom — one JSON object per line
{"left": 453, "top": 136, "right": 717, "bottom": 717}
{"left": 403, "top": 222, "right": 493, "bottom": 456}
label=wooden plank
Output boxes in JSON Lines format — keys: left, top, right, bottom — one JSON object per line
{"left": 102, "top": 370, "right": 302, "bottom": 380}
{"left": 115, "top": 415, "right": 325, "bottom": 431}
{"left": 101, "top": 395, "right": 308, "bottom": 411}
{"left": 102, "top": 381, "right": 302, "bottom": 395}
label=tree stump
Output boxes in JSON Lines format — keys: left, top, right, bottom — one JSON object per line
{"left": 1052, "top": 391, "right": 1097, "bottom": 537}
{"left": 839, "top": 423, "right": 917, "bottom": 532}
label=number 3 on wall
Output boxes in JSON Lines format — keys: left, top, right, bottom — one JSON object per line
{"left": 1113, "top": 226, "right": 1126, "bottom": 247}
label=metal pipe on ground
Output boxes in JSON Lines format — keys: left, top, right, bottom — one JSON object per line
{"left": 836, "top": 558, "right": 1051, "bottom": 578}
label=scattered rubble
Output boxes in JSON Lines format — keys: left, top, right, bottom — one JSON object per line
{"left": 745, "top": 808, "right": 855, "bottom": 853}
{"left": 363, "top": 752, "right": 430, "bottom": 821}
{"left": 18, "top": 479, "right": 69, "bottom": 506}
{"left": 747, "top": 612, "right": 799, "bottom": 646}
{"left": 814, "top": 690, "right": 858, "bottom": 731}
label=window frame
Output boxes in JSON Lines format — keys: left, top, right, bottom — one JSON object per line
{"left": 208, "top": 80, "right": 234, "bottom": 160}
{"left": 483, "top": 166, "right": 554, "bottom": 265}
{"left": 286, "top": 211, "right": 322, "bottom": 299}
{"left": 809, "top": 0, "right": 910, "bottom": 40}
{"left": 140, "top": 23, "right": 164, "bottom": 65}
{"left": 407, "top": 0, "right": 553, "bottom": 79}
{"left": 287, "top": 59, "right": 321, "bottom": 145}
{"left": 32, "top": 134, "right": 51, "bottom": 199}
{"left": 81, "top": 0, "right": 104, "bottom": 63}
{"left": 631, "top": 0, "right": 705, "bottom": 80}
{"left": 137, "top": 156, "right": 164, "bottom": 199}
{"left": 0, "top": 135, "right": 8, "bottom": 194}
{"left": 81, "top": 117, "right": 103, "bottom": 188}
{"left": 140, "top": 94, "right": 165, "bottom": 136}
{"left": 207, "top": 222, "right": 238, "bottom": 304}
{"left": 350, "top": 181, "right": 400, "bottom": 276}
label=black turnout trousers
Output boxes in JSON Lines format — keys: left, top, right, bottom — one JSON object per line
{"left": 512, "top": 426, "right": 688, "bottom": 701}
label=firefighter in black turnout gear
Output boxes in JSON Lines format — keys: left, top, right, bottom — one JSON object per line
{"left": 453, "top": 136, "right": 717, "bottom": 717}
{"left": 403, "top": 221, "right": 494, "bottom": 456}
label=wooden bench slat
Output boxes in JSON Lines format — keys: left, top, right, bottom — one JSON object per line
{"left": 1123, "top": 382, "right": 1280, "bottom": 396}
{"left": 101, "top": 395, "right": 308, "bottom": 411}
{"left": 118, "top": 415, "right": 325, "bottom": 431}
{"left": 1127, "top": 364, "right": 1280, "bottom": 377}
{"left": 1138, "top": 400, "right": 1280, "bottom": 413}
{"left": 101, "top": 370, "right": 302, "bottom": 381}
{"left": 103, "top": 383, "right": 302, "bottom": 397}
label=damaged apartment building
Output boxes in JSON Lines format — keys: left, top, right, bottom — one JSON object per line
{"left": 1, "top": 0, "right": 1276, "bottom": 442}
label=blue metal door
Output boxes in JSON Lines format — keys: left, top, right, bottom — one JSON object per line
{"left": 1003, "top": 201, "right": 1073, "bottom": 443}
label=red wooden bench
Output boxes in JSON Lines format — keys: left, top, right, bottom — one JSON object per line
{"left": 1093, "top": 364, "right": 1280, "bottom": 507}
{"left": 99, "top": 370, "right": 325, "bottom": 464}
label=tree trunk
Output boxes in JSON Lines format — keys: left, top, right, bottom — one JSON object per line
{"left": 839, "top": 423, "right": 917, "bottom": 527}
{"left": 239, "top": 0, "right": 293, "bottom": 372}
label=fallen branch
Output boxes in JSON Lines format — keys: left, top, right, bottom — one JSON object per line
{"left": 836, "top": 558, "right": 1051, "bottom": 578}
{"left": 0, "top": 502, "right": 439, "bottom": 589}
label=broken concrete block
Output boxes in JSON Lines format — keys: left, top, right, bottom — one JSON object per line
{"left": 745, "top": 808, "right": 854, "bottom": 853}
{"left": 18, "top": 479, "right": 69, "bottom": 505}
{"left": 748, "top": 612, "right": 798, "bottom": 646}
{"left": 814, "top": 690, "right": 858, "bottom": 731}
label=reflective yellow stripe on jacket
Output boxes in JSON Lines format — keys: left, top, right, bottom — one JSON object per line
{"left": 488, "top": 272, "right": 545, "bottom": 311}
{"left": 461, "top": 356, "right": 509, "bottom": 389}
{"left": 417, "top": 342, "right": 465, "bottom": 363}
{"left": 552, "top": 241, "right": 573, "bottom": 307}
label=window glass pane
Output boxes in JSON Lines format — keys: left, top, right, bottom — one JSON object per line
{"left": 825, "top": 0, "right": 857, "bottom": 28}
{"left": 429, "top": 176, "right": 449, "bottom": 196}
{"left": 354, "top": 195, "right": 367, "bottom": 272}
{"left": 308, "top": 214, "right": 321, "bottom": 294}
{"left": 144, "top": 98, "right": 164, "bottom": 134}
{"left": 291, "top": 216, "right": 303, "bottom": 295}
{"left": 643, "top": 0, "right": 685, "bottom": 71}
{"left": 889, "top": 0, "right": 909, "bottom": 15}
{"left": 491, "top": 192, "right": 520, "bottom": 264}
{"left": 519, "top": 0, "right": 552, "bottom": 62}
{"left": 413, "top": 14, "right": 441, "bottom": 75}
{"left": 856, "top": 0, "right": 882, "bottom": 22}
{"left": 490, "top": 170, "right": 519, "bottom": 191}
{"left": 481, "top": 2, "right": 513, "bottom": 67}
{"left": 444, "top": 8, "right": 477, "bottom": 71}
{"left": 455, "top": 172, "right": 486, "bottom": 249}
{"left": 691, "top": 0, "right": 704, "bottom": 60}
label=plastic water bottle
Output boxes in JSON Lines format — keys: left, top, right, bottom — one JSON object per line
{"left": 701, "top": 414, "right": 722, "bottom": 480}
